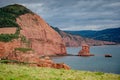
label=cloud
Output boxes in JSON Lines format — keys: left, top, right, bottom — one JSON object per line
{"left": 61, "top": 23, "right": 120, "bottom": 31}
{"left": 103, "top": 2, "right": 120, "bottom": 7}
{"left": 0, "top": 0, "right": 120, "bottom": 30}
{"left": 22, "top": 3, "right": 44, "bottom": 14}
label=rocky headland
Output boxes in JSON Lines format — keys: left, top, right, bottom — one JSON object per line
{"left": 0, "top": 4, "right": 69, "bottom": 69}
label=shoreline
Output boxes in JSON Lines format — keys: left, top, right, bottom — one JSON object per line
{"left": 66, "top": 44, "right": 120, "bottom": 48}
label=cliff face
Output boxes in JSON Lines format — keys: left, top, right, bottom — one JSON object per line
{"left": 52, "top": 27, "right": 116, "bottom": 47}
{"left": 16, "top": 13, "right": 66, "bottom": 55}
{"left": 0, "top": 39, "right": 21, "bottom": 58}
{"left": 0, "top": 4, "right": 69, "bottom": 69}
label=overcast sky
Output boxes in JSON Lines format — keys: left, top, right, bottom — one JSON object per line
{"left": 0, "top": 0, "right": 120, "bottom": 30}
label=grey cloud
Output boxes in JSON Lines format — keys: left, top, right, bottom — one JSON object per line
{"left": 0, "top": 0, "right": 120, "bottom": 30}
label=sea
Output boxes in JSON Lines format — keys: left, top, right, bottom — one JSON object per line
{"left": 52, "top": 45, "right": 120, "bottom": 74}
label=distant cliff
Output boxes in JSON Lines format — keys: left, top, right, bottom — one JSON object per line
{"left": 52, "top": 27, "right": 115, "bottom": 47}
{"left": 65, "top": 27, "right": 120, "bottom": 43}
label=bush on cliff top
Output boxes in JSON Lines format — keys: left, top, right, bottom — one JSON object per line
{"left": 0, "top": 63, "right": 120, "bottom": 80}
{"left": 0, "top": 4, "right": 33, "bottom": 28}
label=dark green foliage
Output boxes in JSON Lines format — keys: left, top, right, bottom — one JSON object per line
{"left": 51, "top": 26, "right": 60, "bottom": 34}
{"left": 15, "top": 27, "right": 21, "bottom": 35}
{"left": 0, "top": 18, "right": 19, "bottom": 27}
{"left": 20, "top": 35, "right": 31, "bottom": 47}
{"left": 1, "top": 4, "right": 33, "bottom": 17}
{"left": 51, "top": 26, "right": 64, "bottom": 37}
{"left": 0, "top": 27, "right": 20, "bottom": 42}
{"left": 0, "top": 4, "right": 33, "bottom": 28}
{"left": 15, "top": 47, "right": 33, "bottom": 53}
{"left": 0, "top": 4, "right": 33, "bottom": 42}
{"left": 0, "top": 59, "right": 29, "bottom": 64}
{"left": 0, "top": 59, "right": 18, "bottom": 64}
{"left": 0, "top": 34, "right": 19, "bottom": 42}
{"left": 21, "top": 35, "right": 27, "bottom": 43}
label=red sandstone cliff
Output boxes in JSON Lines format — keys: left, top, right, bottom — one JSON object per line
{"left": 0, "top": 40, "right": 21, "bottom": 58}
{"left": 0, "top": 4, "right": 69, "bottom": 69}
{"left": 16, "top": 13, "right": 66, "bottom": 55}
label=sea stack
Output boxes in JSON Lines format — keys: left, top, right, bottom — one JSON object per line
{"left": 78, "top": 44, "right": 94, "bottom": 56}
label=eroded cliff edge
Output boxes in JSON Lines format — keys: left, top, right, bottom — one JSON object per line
{"left": 0, "top": 4, "right": 66, "bottom": 57}
{"left": 16, "top": 13, "right": 66, "bottom": 55}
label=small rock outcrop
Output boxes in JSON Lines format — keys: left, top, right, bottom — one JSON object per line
{"left": 37, "top": 56, "right": 70, "bottom": 70}
{"left": 105, "top": 54, "right": 112, "bottom": 57}
{"left": 0, "top": 45, "right": 70, "bottom": 70}
{"left": 7, "top": 51, "right": 71, "bottom": 70}
{"left": 78, "top": 44, "right": 94, "bottom": 56}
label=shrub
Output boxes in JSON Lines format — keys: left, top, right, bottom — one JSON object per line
{"left": 0, "top": 4, "right": 33, "bottom": 28}
{"left": 0, "top": 59, "right": 19, "bottom": 64}
{"left": 0, "top": 59, "right": 29, "bottom": 64}
{"left": 20, "top": 35, "right": 31, "bottom": 47}
{"left": 15, "top": 47, "right": 33, "bottom": 53}
{"left": 0, "top": 34, "right": 19, "bottom": 42}
{"left": 0, "top": 27, "right": 20, "bottom": 42}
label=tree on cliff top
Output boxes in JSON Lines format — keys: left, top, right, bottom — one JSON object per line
{"left": 0, "top": 4, "right": 33, "bottom": 28}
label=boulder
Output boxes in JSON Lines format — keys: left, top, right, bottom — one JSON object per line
{"left": 105, "top": 54, "right": 112, "bottom": 57}
{"left": 36, "top": 57, "right": 70, "bottom": 70}
{"left": 52, "top": 63, "right": 70, "bottom": 70}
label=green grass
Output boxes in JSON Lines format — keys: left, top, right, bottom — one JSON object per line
{"left": 15, "top": 47, "right": 33, "bottom": 53}
{"left": 0, "top": 63, "right": 119, "bottom": 80}
{"left": 0, "top": 60, "right": 19, "bottom": 64}
{"left": 0, "top": 60, "right": 29, "bottom": 65}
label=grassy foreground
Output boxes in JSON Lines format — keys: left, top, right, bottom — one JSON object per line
{"left": 0, "top": 63, "right": 120, "bottom": 80}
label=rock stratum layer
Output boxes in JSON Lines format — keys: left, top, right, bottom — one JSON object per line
{"left": 16, "top": 13, "right": 66, "bottom": 55}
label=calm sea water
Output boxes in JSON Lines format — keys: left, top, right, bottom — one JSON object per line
{"left": 52, "top": 45, "right": 120, "bottom": 74}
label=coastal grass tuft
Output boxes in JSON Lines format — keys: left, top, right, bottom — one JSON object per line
{"left": 15, "top": 47, "right": 33, "bottom": 53}
{"left": 0, "top": 63, "right": 120, "bottom": 80}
